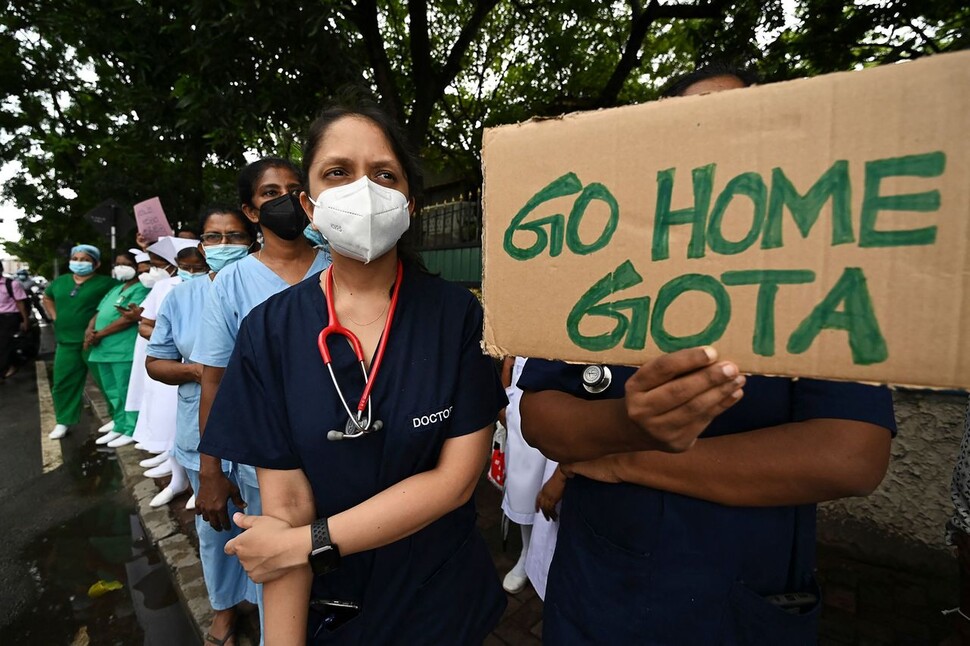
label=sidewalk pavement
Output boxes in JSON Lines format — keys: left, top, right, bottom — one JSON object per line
{"left": 83, "top": 379, "right": 542, "bottom": 645}
{"left": 83, "top": 378, "right": 243, "bottom": 644}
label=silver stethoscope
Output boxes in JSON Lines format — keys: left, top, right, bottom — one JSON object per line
{"left": 582, "top": 365, "right": 612, "bottom": 394}
{"left": 318, "top": 261, "right": 403, "bottom": 441}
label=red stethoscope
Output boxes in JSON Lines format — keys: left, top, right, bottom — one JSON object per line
{"left": 318, "top": 260, "right": 404, "bottom": 440}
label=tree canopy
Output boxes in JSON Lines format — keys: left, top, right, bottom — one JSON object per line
{"left": 1, "top": 0, "right": 966, "bottom": 275}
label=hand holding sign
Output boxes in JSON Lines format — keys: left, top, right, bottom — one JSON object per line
{"left": 624, "top": 346, "right": 744, "bottom": 453}
{"left": 518, "top": 346, "right": 745, "bottom": 463}
{"left": 133, "top": 197, "right": 174, "bottom": 244}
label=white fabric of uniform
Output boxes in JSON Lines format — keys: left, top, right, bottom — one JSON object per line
{"left": 525, "top": 459, "right": 561, "bottom": 601}
{"left": 125, "top": 276, "right": 180, "bottom": 410}
{"left": 500, "top": 357, "right": 549, "bottom": 524}
{"left": 128, "top": 276, "right": 180, "bottom": 452}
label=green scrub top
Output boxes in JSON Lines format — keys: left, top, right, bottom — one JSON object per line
{"left": 87, "top": 281, "right": 151, "bottom": 363}
{"left": 45, "top": 274, "right": 116, "bottom": 345}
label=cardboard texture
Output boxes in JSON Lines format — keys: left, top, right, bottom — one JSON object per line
{"left": 133, "top": 196, "right": 174, "bottom": 243}
{"left": 481, "top": 51, "right": 970, "bottom": 389}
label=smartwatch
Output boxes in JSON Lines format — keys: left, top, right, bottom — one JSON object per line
{"left": 308, "top": 518, "right": 341, "bottom": 576}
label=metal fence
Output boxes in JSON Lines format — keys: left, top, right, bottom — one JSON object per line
{"left": 410, "top": 193, "right": 483, "bottom": 286}
{"left": 412, "top": 194, "right": 482, "bottom": 251}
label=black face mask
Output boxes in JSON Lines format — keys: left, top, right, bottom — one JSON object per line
{"left": 259, "top": 193, "right": 308, "bottom": 241}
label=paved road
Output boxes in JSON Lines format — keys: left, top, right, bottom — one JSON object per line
{"left": 0, "top": 332, "right": 195, "bottom": 644}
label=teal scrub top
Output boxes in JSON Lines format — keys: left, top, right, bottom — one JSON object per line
{"left": 45, "top": 274, "right": 115, "bottom": 345}
{"left": 88, "top": 281, "right": 151, "bottom": 363}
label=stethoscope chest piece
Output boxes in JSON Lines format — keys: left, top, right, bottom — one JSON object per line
{"left": 582, "top": 365, "right": 612, "bottom": 394}
{"left": 319, "top": 260, "right": 403, "bottom": 442}
{"left": 328, "top": 417, "right": 385, "bottom": 441}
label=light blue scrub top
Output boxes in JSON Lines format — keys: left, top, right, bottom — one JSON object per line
{"left": 190, "top": 251, "right": 331, "bottom": 486}
{"left": 145, "top": 275, "right": 227, "bottom": 472}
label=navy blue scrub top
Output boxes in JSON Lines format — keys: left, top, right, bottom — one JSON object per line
{"left": 200, "top": 265, "right": 507, "bottom": 644}
{"left": 518, "top": 360, "right": 896, "bottom": 646}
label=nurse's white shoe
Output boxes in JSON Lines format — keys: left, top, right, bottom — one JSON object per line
{"left": 97, "top": 420, "right": 115, "bottom": 434}
{"left": 48, "top": 424, "right": 69, "bottom": 440}
{"left": 107, "top": 434, "right": 135, "bottom": 448}
{"left": 150, "top": 482, "right": 189, "bottom": 508}
{"left": 144, "top": 462, "right": 173, "bottom": 478}
{"left": 139, "top": 453, "right": 169, "bottom": 468}
{"left": 185, "top": 494, "right": 196, "bottom": 510}
{"left": 134, "top": 442, "right": 146, "bottom": 450}
{"left": 95, "top": 431, "right": 121, "bottom": 445}
{"left": 502, "top": 569, "right": 529, "bottom": 594}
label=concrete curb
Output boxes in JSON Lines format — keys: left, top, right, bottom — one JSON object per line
{"left": 82, "top": 379, "right": 256, "bottom": 646}
{"left": 34, "top": 359, "right": 62, "bottom": 474}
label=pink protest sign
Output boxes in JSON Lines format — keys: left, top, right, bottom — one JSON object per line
{"left": 133, "top": 197, "right": 174, "bottom": 243}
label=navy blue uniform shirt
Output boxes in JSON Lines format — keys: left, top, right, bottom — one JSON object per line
{"left": 518, "top": 360, "right": 896, "bottom": 645}
{"left": 200, "top": 266, "right": 507, "bottom": 644}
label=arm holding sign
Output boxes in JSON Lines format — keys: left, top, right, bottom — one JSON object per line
{"left": 562, "top": 375, "right": 894, "bottom": 506}
{"left": 519, "top": 347, "right": 744, "bottom": 463}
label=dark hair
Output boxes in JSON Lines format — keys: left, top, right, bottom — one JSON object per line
{"left": 237, "top": 157, "right": 303, "bottom": 208}
{"left": 176, "top": 247, "right": 205, "bottom": 263}
{"left": 660, "top": 62, "right": 760, "bottom": 98}
{"left": 176, "top": 225, "right": 199, "bottom": 237}
{"left": 198, "top": 206, "right": 258, "bottom": 241}
{"left": 303, "top": 97, "right": 428, "bottom": 272}
{"left": 303, "top": 101, "right": 424, "bottom": 203}
{"left": 116, "top": 251, "right": 137, "bottom": 265}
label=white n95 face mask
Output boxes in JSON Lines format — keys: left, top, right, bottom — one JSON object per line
{"left": 138, "top": 266, "right": 170, "bottom": 288}
{"left": 112, "top": 266, "right": 136, "bottom": 282}
{"left": 308, "top": 176, "right": 410, "bottom": 264}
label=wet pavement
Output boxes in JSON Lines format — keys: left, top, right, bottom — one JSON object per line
{"left": 0, "top": 346, "right": 197, "bottom": 645}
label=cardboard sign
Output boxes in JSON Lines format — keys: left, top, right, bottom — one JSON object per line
{"left": 133, "top": 197, "right": 173, "bottom": 243}
{"left": 482, "top": 51, "right": 970, "bottom": 390}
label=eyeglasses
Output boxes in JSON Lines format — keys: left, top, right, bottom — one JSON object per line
{"left": 200, "top": 232, "right": 251, "bottom": 245}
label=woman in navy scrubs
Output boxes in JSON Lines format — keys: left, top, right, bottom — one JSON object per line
{"left": 198, "top": 102, "right": 507, "bottom": 644}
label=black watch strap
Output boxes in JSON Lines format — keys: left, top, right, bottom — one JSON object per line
{"left": 311, "top": 517, "right": 332, "bottom": 551}
{"left": 309, "top": 518, "right": 341, "bottom": 576}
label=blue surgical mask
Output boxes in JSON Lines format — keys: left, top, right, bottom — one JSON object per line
{"left": 69, "top": 261, "right": 95, "bottom": 276}
{"left": 303, "top": 225, "right": 332, "bottom": 265}
{"left": 203, "top": 244, "right": 250, "bottom": 272}
{"left": 177, "top": 269, "right": 207, "bottom": 281}
{"left": 303, "top": 224, "right": 328, "bottom": 249}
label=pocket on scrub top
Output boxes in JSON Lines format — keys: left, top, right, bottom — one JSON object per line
{"left": 307, "top": 601, "right": 361, "bottom": 641}
{"left": 573, "top": 482, "right": 665, "bottom": 556}
{"left": 416, "top": 526, "right": 476, "bottom": 589}
{"left": 547, "top": 505, "right": 656, "bottom": 639}
{"left": 727, "top": 579, "right": 820, "bottom": 646}
{"left": 404, "top": 527, "right": 504, "bottom": 643}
